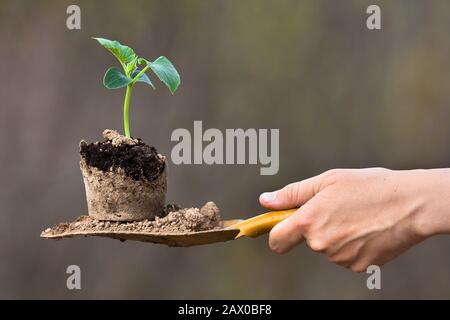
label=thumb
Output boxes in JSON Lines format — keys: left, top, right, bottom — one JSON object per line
{"left": 259, "top": 175, "right": 322, "bottom": 210}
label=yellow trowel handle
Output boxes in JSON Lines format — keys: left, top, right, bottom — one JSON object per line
{"left": 232, "top": 208, "right": 298, "bottom": 239}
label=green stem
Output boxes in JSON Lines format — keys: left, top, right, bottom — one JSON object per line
{"left": 123, "top": 84, "right": 133, "bottom": 138}
{"left": 130, "top": 65, "right": 150, "bottom": 85}
{"left": 122, "top": 64, "right": 150, "bottom": 138}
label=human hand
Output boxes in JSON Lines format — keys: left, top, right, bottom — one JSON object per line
{"left": 259, "top": 168, "right": 450, "bottom": 272}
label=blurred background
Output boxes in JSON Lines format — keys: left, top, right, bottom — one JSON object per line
{"left": 1, "top": 0, "right": 450, "bottom": 299}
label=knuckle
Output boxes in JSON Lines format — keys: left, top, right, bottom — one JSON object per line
{"left": 328, "top": 254, "right": 346, "bottom": 265}
{"left": 294, "top": 215, "right": 311, "bottom": 234}
{"left": 283, "top": 182, "right": 301, "bottom": 202}
{"left": 322, "top": 169, "right": 344, "bottom": 183}
{"left": 328, "top": 253, "right": 354, "bottom": 268}
{"left": 307, "top": 237, "right": 328, "bottom": 252}
{"left": 349, "top": 263, "right": 367, "bottom": 273}
{"left": 327, "top": 246, "right": 357, "bottom": 265}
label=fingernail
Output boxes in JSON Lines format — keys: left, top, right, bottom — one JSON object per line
{"left": 260, "top": 191, "right": 277, "bottom": 202}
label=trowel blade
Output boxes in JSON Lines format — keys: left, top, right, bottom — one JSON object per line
{"left": 41, "top": 221, "right": 241, "bottom": 247}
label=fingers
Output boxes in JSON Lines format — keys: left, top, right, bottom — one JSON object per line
{"left": 268, "top": 207, "right": 307, "bottom": 254}
{"left": 261, "top": 175, "right": 323, "bottom": 253}
{"left": 259, "top": 176, "right": 321, "bottom": 210}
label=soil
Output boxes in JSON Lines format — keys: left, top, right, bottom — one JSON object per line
{"left": 80, "top": 129, "right": 165, "bottom": 182}
{"left": 42, "top": 202, "right": 223, "bottom": 236}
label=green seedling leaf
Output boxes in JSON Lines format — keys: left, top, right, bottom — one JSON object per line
{"left": 131, "top": 70, "right": 155, "bottom": 89}
{"left": 93, "top": 37, "right": 137, "bottom": 66}
{"left": 148, "top": 56, "right": 181, "bottom": 94}
{"left": 103, "top": 67, "right": 131, "bottom": 89}
{"left": 94, "top": 37, "right": 181, "bottom": 138}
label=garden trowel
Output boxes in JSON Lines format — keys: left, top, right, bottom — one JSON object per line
{"left": 41, "top": 209, "right": 298, "bottom": 247}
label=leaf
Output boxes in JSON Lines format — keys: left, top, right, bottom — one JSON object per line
{"left": 148, "top": 56, "right": 181, "bottom": 94}
{"left": 131, "top": 70, "right": 155, "bottom": 89}
{"left": 93, "top": 37, "right": 136, "bottom": 66}
{"left": 103, "top": 67, "right": 131, "bottom": 89}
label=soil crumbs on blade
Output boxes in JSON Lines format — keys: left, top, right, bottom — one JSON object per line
{"left": 42, "top": 202, "right": 222, "bottom": 236}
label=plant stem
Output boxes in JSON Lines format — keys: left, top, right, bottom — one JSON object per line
{"left": 123, "top": 84, "right": 133, "bottom": 138}
{"left": 130, "top": 65, "right": 151, "bottom": 85}
{"left": 123, "top": 64, "right": 150, "bottom": 138}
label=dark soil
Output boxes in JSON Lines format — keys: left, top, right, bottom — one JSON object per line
{"left": 79, "top": 131, "right": 165, "bottom": 182}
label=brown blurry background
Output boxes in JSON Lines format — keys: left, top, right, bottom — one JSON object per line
{"left": 1, "top": 0, "right": 450, "bottom": 299}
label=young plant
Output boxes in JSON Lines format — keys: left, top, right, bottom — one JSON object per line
{"left": 93, "top": 37, "right": 181, "bottom": 138}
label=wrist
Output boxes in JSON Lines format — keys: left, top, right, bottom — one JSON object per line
{"left": 409, "top": 169, "right": 450, "bottom": 239}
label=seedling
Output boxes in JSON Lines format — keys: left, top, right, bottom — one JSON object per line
{"left": 93, "top": 37, "right": 181, "bottom": 138}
